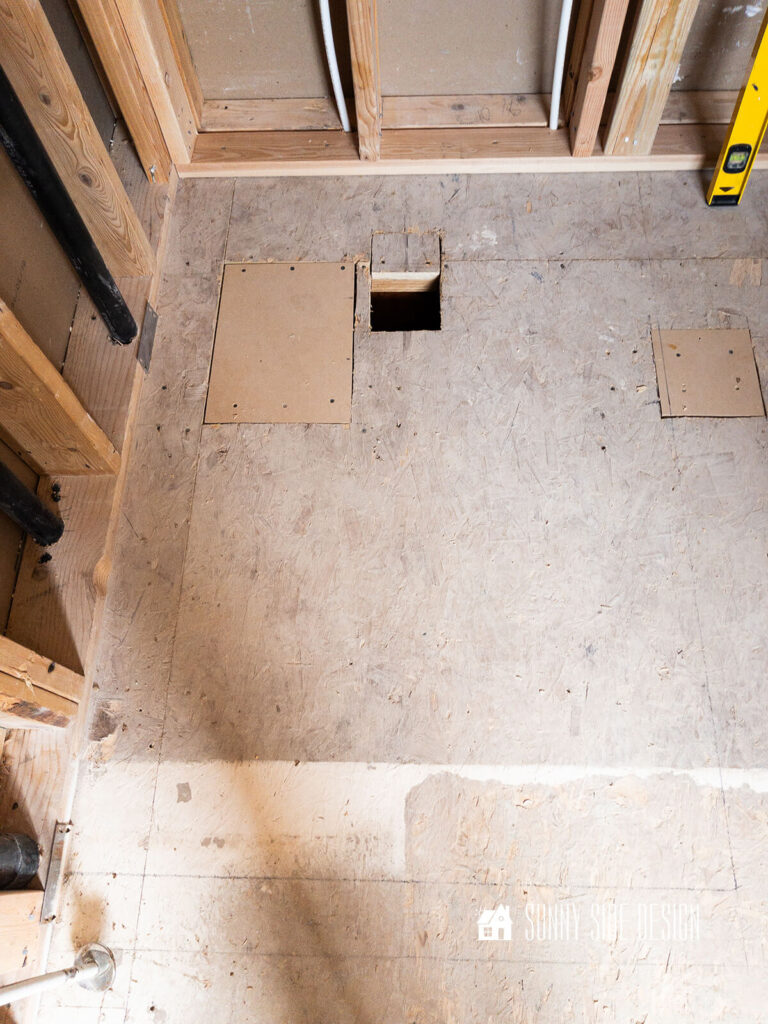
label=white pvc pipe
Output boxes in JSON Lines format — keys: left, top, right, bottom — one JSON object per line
{"left": 0, "top": 963, "right": 98, "bottom": 1008}
{"left": 550, "top": 0, "right": 575, "bottom": 130}
{"left": 319, "top": 0, "right": 351, "bottom": 132}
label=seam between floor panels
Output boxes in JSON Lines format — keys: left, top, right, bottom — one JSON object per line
{"left": 64, "top": 870, "right": 739, "bottom": 892}
{"left": 666, "top": 408, "right": 747, "bottom": 967}
{"left": 121, "top": 179, "right": 238, "bottom": 1024}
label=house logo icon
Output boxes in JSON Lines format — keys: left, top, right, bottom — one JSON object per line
{"left": 477, "top": 905, "right": 512, "bottom": 941}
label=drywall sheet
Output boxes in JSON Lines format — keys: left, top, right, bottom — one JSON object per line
{"left": 675, "top": 0, "right": 765, "bottom": 92}
{"left": 0, "top": 440, "right": 36, "bottom": 631}
{"left": 0, "top": 149, "right": 79, "bottom": 370}
{"left": 378, "top": 0, "right": 561, "bottom": 95}
{"left": 652, "top": 328, "right": 765, "bottom": 418}
{"left": 176, "top": 0, "right": 351, "bottom": 99}
{"left": 177, "top": 0, "right": 752, "bottom": 100}
{"left": 206, "top": 262, "right": 354, "bottom": 424}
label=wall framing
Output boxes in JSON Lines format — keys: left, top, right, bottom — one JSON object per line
{"left": 0, "top": 3, "right": 177, "bottom": 1004}
{"left": 66, "top": 0, "right": 766, "bottom": 180}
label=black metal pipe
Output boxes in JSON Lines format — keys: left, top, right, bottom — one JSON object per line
{"left": 0, "top": 461, "right": 63, "bottom": 546}
{"left": 0, "top": 63, "right": 137, "bottom": 345}
{"left": 0, "top": 834, "right": 39, "bottom": 890}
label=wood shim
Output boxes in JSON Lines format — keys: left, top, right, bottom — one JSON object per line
{"left": 206, "top": 263, "right": 354, "bottom": 424}
{"left": 652, "top": 328, "right": 765, "bottom": 418}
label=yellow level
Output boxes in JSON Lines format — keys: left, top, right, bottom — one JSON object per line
{"left": 707, "top": 7, "right": 768, "bottom": 206}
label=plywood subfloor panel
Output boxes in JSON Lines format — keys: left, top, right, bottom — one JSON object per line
{"left": 224, "top": 173, "right": 768, "bottom": 264}
{"left": 206, "top": 263, "right": 354, "bottom": 424}
{"left": 46, "top": 172, "right": 768, "bottom": 1024}
{"left": 166, "top": 257, "right": 729, "bottom": 765}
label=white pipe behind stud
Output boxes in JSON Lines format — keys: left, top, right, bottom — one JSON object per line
{"left": 319, "top": 0, "right": 352, "bottom": 132}
{"left": 550, "top": 0, "right": 575, "bottom": 130}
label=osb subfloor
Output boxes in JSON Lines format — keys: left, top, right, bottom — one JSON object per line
{"left": 40, "top": 172, "right": 768, "bottom": 1023}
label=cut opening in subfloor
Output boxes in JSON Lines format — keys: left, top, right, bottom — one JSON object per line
{"left": 370, "top": 275, "right": 441, "bottom": 332}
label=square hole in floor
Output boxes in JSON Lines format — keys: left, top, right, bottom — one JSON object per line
{"left": 652, "top": 328, "right": 765, "bottom": 418}
{"left": 205, "top": 262, "right": 354, "bottom": 424}
{"left": 370, "top": 274, "right": 441, "bottom": 332}
{"left": 370, "top": 230, "right": 442, "bottom": 332}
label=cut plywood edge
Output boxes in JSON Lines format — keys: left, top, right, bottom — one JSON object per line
{"left": 371, "top": 231, "right": 441, "bottom": 294}
{"left": 652, "top": 328, "right": 766, "bottom": 418}
{"left": 371, "top": 272, "right": 440, "bottom": 293}
{"left": 205, "top": 262, "right": 354, "bottom": 424}
{"left": 370, "top": 232, "right": 442, "bottom": 328}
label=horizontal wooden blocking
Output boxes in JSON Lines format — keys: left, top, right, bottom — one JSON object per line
{"left": 370, "top": 233, "right": 442, "bottom": 331}
{"left": 0, "top": 299, "right": 120, "bottom": 476}
{"left": 183, "top": 123, "right": 768, "bottom": 177}
{"left": 202, "top": 97, "right": 342, "bottom": 132}
{"left": 0, "top": 634, "right": 83, "bottom": 730}
{"left": 0, "top": 0, "right": 155, "bottom": 279}
{"left": 370, "top": 272, "right": 440, "bottom": 293}
{"left": 371, "top": 231, "right": 441, "bottom": 296}
{"left": 382, "top": 94, "right": 549, "bottom": 129}
{"left": 662, "top": 91, "right": 738, "bottom": 125}
{"left": 196, "top": 91, "right": 736, "bottom": 136}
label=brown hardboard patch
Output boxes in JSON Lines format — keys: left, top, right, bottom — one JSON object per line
{"left": 206, "top": 262, "right": 354, "bottom": 424}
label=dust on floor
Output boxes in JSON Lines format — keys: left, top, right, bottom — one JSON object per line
{"left": 41, "top": 172, "right": 768, "bottom": 1023}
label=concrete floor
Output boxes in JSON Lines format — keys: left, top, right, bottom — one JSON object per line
{"left": 41, "top": 171, "right": 768, "bottom": 1023}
